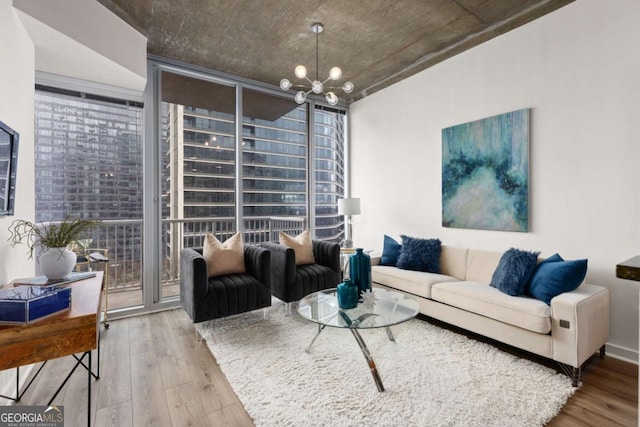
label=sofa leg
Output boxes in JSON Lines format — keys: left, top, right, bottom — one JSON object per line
{"left": 285, "top": 302, "right": 292, "bottom": 316}
{"left": 195, "top": 328, "right": 204, "bottom": 346}
{"left": 599, "top": 345, "right": 606, "bottom": 359}
{"left": 263, "top": 307, "right": 269, "bottom": 320}
{"left": 558, "top": 362, "right": 581, "bottom": 387}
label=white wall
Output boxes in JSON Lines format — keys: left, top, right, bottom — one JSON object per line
{"left": 0, "top": 0, "right": 36, "bottom": 284}
{"left": 14, "top": 0, "right": 147, "bottom": 92}
{"left": 0, "top": 0, "right": 36, "bottom": 403}
{"left": 349, "top": 0, "right": 640, "bottom": 361}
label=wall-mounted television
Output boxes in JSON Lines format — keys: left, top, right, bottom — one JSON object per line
{"left": 0, "top": 120, "right": 19, "bottom": 216}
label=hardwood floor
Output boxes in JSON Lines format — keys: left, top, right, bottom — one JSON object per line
{"left": 1, "top": 309, "right": 637, "bottom": 426}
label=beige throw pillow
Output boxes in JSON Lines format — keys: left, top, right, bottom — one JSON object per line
{"left": 203, "top": 232, "right": 246, "bottom": 277}
{"left": 279, "top": 229, "right": 316, "bottom": 265}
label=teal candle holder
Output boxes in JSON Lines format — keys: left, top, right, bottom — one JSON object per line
{"left": 350, "top": 248, "right": 372, "bottom": 295}
{"left": 336, "top": 279, "right": 358, "bottom": 309}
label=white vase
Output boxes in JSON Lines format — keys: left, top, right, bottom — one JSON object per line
{"left": 38, "top": 247, "right": 77, "bottom": 280}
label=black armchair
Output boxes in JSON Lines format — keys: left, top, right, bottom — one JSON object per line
{"left": 180, "top": 245, "right": 271, "bottom": 323}
{"left": 262, "top": 240, "right": 341, "bottom": 303}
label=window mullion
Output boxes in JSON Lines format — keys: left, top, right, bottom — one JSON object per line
{"left": 308, "top": 101, "right": 316, "bottom": 237}
{"left": 236, "top": 85, "right": 243, "bottom": 234}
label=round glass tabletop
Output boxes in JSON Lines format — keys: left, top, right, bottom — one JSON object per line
{"left": 298, "top": 287, "right": 420, "bottom": 329}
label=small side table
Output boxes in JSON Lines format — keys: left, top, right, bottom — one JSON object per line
{"left": 76, "top": 249, "right": 111, "bottom": 329}
{"left": 0, "top": 273, "right": 103, "bottom": 426}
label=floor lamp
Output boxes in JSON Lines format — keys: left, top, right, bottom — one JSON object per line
{"left": 338, "top": 198, "right": 361, "bottom": 248}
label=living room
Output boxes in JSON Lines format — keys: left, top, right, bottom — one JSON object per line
{"left": 0, "top": 0, "right": 638, "bottom": 425}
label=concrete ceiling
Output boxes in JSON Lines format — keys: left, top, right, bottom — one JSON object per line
{"left": 97, "top": 0, "right": 575, "bottom": 104}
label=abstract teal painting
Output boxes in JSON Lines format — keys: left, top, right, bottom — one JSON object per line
{"left": 442, "top": 109, "right": 529, "bottom": 232}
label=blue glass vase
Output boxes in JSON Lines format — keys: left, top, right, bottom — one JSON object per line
{"left": 336, "top": 279, "right": 358, "bottom": 309}
{"left": 350, "top": 248, "right": 371, "bottom": 296}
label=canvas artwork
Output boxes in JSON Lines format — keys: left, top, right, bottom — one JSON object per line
{"left": 442, "top": 108, "right": 530, "bottom": 232}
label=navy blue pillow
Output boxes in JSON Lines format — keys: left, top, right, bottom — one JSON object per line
{"left": 490, "top": 248, "right": 540, "bottom": 296}
{"left": 396, "top": 236, "right": 441, "bottom": 273}
{"left": 528, "top": 254, "right": 587, "bottom": 304}
{"left": 380, "top": 235, "right": 402, "bottom": 266}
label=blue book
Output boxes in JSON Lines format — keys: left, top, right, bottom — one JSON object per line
{"left": 0, "top": 286, "right": 72, "bottom": 324}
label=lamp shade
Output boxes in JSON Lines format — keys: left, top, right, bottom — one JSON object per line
{"left": 338, "top": 198, "right": 361, "bottom": 216}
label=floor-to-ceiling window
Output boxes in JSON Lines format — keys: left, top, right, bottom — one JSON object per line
{"left": 314, "top": 107, "right": 346, "bottom": 242}
{"left": 159, "top": 71, "right": 237, "bottom": 299}
{"left": 153, "top": 62, "right": 347, "bottom": 304}
{"left": 242, "top": 89, "right": 309, "bottom": 241}
{"left": 34, "top": 86, "right": 144, "bottom": 311}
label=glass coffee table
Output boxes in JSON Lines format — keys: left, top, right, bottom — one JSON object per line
{"left": 298, "top": 288, "right": 420, "bottom": 392}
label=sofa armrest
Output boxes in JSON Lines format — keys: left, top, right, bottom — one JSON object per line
{"left": 550, "top": 283, "right": 610, "bottom": 368}
{"left": 312, "top": 240, "right": 341, "bottom": 275}
{"left": 244, "top": 245, "right": 271, "bottom": 292}
{"left": 180, "top": 248, "right": 209, "bottom": 319}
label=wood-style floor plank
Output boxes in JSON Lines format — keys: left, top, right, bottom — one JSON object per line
{"left": 96, "top": 327, "right": 131, "bottom": 411}
{"left": 5, "top": 308, "right": 637, "bottom": 426}
{"left": 94, "top": 400, "right": 133, "bottom": 427}
{"left": 175, "top": 333, "right": 224, "bottom": 413}
{"left": 130, "top": 350, "right": 172, "bottom": 427}
{"left": 165, "top": 382, "right": 209, "bottom": 427}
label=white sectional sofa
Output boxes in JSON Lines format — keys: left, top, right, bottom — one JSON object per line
{"left": 371, "top": 245, "right": 610, "bottom": 386}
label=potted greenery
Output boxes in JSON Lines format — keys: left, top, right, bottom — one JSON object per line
{"left": 8, "top": 215, "right": 100, "bottom": 280}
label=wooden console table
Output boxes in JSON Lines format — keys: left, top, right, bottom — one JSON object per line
{"left": 0, "top": 272, "right": 103, "bottom": 426}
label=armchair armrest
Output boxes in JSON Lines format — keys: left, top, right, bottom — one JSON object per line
{"left": 261, "top": 242, "right": 296, "bottom": 301}
{"left": 180, "top": 248, "right": 209, "bottom": 320}
{"left": 244, "top": 245, "right": 271, "bottom": 291}
{"left": 312, "top": 240, "right": 341, "bottom": 275}
{"left": 551, "top": 283, "right": 610, "bottom": 368}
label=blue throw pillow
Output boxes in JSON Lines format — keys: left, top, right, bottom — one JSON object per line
{"left": 396, "top": 236, "right": 441, "bottom": 273}
{"left": 528, "top": 254, "right": 587, "bottom": 304}
{"left": 380, "top": 235, "right": 402, "bottom": 266}
{"left": 490, "top": 248, "right": 540, "bottom": 296}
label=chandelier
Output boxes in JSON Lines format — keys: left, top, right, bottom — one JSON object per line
{"left": 280, "top": 22, "right": 354, "bottom": 106}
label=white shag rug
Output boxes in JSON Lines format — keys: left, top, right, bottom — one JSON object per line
{"left": 195, "top": 304, "right": 576, "bottom": 427}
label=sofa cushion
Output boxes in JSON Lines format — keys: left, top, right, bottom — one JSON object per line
{"left": 490, "top": 248, "right": 540, "bottom": 296}
{"left": 465, "top": 249, "right": 503, "bottom": 284}
{"left": 372, "top": 265, "right": 459, "bottom": 299}
{"left": 431, "top": 281, "right": 552, "bottom": 334}
{"left": 397, "top": 236, "right": 441, "bottom": 273}
{"left": 528, "top": 254, "right": 588, "bottom": 304}
{"left": 440, "top": 246, "right": 468, "bottom": 281}
{"left": 380, "top": 235, "right": 402, "bottom": 266}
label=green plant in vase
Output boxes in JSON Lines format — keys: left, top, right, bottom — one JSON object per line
{"left": 8, "top": 215, "right": 100, "bottom": 280}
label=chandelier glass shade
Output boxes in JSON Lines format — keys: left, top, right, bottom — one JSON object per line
{"left": 280, "top": 22, "right": 353, "bottom": 106}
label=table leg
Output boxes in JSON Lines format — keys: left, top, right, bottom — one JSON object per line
{"left": 385, "top": 326, "right": 395, "bottom": 342}
{"left": 0, "top": 363, "right": 49, "bottom": 402}
{"left": 349, "top": 328, "right": 385, "bottom": 392}
{"left": 305, "top": 324, "right": 326, "bottom": 353}
{"left": 88, "top": 350, "right": 92, "bottom": 426}
{"left": 103, "top": 262, "right": 110, "bottom": 329}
